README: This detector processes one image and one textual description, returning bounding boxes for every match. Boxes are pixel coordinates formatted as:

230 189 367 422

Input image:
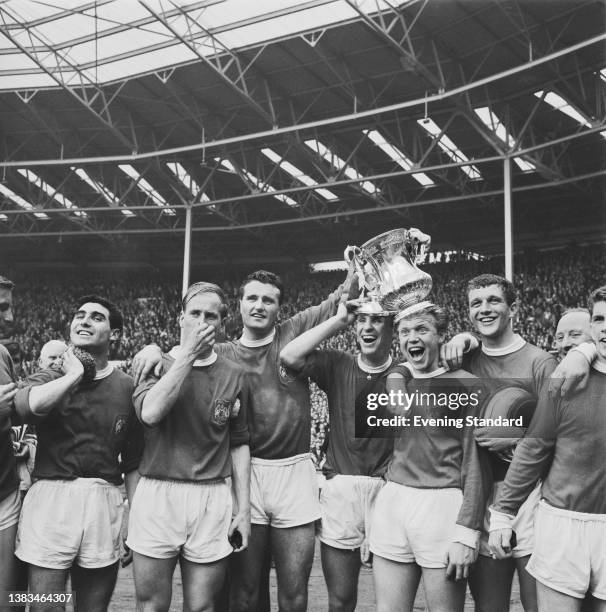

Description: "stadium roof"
0 0 604 271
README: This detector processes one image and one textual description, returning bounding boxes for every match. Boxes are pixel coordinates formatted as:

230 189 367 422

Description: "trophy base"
380 278 433 312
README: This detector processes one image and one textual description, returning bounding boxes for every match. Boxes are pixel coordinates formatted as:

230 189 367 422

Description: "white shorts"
479 480 540 558
16 479 124 569
251 453 320 528
369 481 463 568
0 487 21 531
319 475 384 550
526 500 606 600
127 477 232 563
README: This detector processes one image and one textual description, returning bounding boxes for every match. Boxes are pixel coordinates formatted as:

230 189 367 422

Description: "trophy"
344 228 432 315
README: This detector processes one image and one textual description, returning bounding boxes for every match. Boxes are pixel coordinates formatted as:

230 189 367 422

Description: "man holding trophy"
279 263 394 612
340 229 490 612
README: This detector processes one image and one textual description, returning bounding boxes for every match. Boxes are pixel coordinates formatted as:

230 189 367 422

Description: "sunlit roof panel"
0 0 409 90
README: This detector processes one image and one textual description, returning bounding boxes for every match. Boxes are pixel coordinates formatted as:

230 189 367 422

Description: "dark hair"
182 282 228 319
396 303 449 336
238 270 284 305
589 286 606 312
0 276 15 291
467 274 516 306
75 295 123 334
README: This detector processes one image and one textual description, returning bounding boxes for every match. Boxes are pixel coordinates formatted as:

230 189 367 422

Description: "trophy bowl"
345 228 432 313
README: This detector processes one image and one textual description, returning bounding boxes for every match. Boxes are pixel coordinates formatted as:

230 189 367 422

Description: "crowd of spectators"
5 243 604 463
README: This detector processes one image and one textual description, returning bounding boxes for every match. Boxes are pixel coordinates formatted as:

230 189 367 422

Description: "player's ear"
110 328 121 342
178 311 184 328
509 299 519 319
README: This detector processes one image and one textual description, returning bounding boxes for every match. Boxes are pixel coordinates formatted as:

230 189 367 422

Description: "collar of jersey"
239 328 276 348
401 363 448 378
169 346 218 367
357 354 392 374
592 360 606 374
481 334 526 357
94 364 114 380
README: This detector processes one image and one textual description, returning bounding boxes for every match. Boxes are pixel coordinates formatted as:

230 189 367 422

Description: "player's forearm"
230 444 251 517
124 469 140 505
494 438 553 515
459 431 491 533
280 315 347 371
27 372 82 416
140 355 192 425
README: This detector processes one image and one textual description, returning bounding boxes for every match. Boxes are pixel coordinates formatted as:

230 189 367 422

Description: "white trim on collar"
357 354 392 374
481 334 526 357
592 360 606 374
168 346 218 367
401 362 448 378
239 328 276 348
94 364 114 380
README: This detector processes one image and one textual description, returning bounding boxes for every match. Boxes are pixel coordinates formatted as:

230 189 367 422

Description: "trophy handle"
408 228 431 265
344 245 382 296
344 245 365 293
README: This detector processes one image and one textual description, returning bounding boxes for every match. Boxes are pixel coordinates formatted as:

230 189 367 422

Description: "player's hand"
13 442 29 460
488 528 514 560
342 264 360 301
360 539 372 567
120 537 133 568
445 542 476 581
548 350 590 398
474 426 523 453
440 333 474 371
181 322 216 362
228 511 250 553
0 382 17 418
132 344 163 385
61 346 85 383
336 297 361 327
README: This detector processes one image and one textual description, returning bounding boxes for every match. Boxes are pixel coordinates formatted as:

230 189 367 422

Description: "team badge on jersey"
113 415 127 436
212 399 232 426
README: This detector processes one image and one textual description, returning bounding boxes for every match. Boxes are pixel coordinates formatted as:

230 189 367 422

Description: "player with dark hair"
442 274 558 612
0 275 21 611
133 269 351 612
280 292 393 612
489 285 606 610
127 282 251 612
370 302 490 612
13 295 143 612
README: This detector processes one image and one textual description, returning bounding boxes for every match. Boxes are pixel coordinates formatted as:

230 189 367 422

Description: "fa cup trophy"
344 228 432 315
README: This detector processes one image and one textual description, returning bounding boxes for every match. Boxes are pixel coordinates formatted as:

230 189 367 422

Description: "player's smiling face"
590 301 606 363
398 314 443 374
70 302 114 350
468 284 517 341
355 314 392 360
240 280 281 336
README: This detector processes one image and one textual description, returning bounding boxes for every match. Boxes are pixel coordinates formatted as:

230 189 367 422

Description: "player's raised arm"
285 264 358 337
15 347 84 419
139 321 215 426
280 295 357 372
